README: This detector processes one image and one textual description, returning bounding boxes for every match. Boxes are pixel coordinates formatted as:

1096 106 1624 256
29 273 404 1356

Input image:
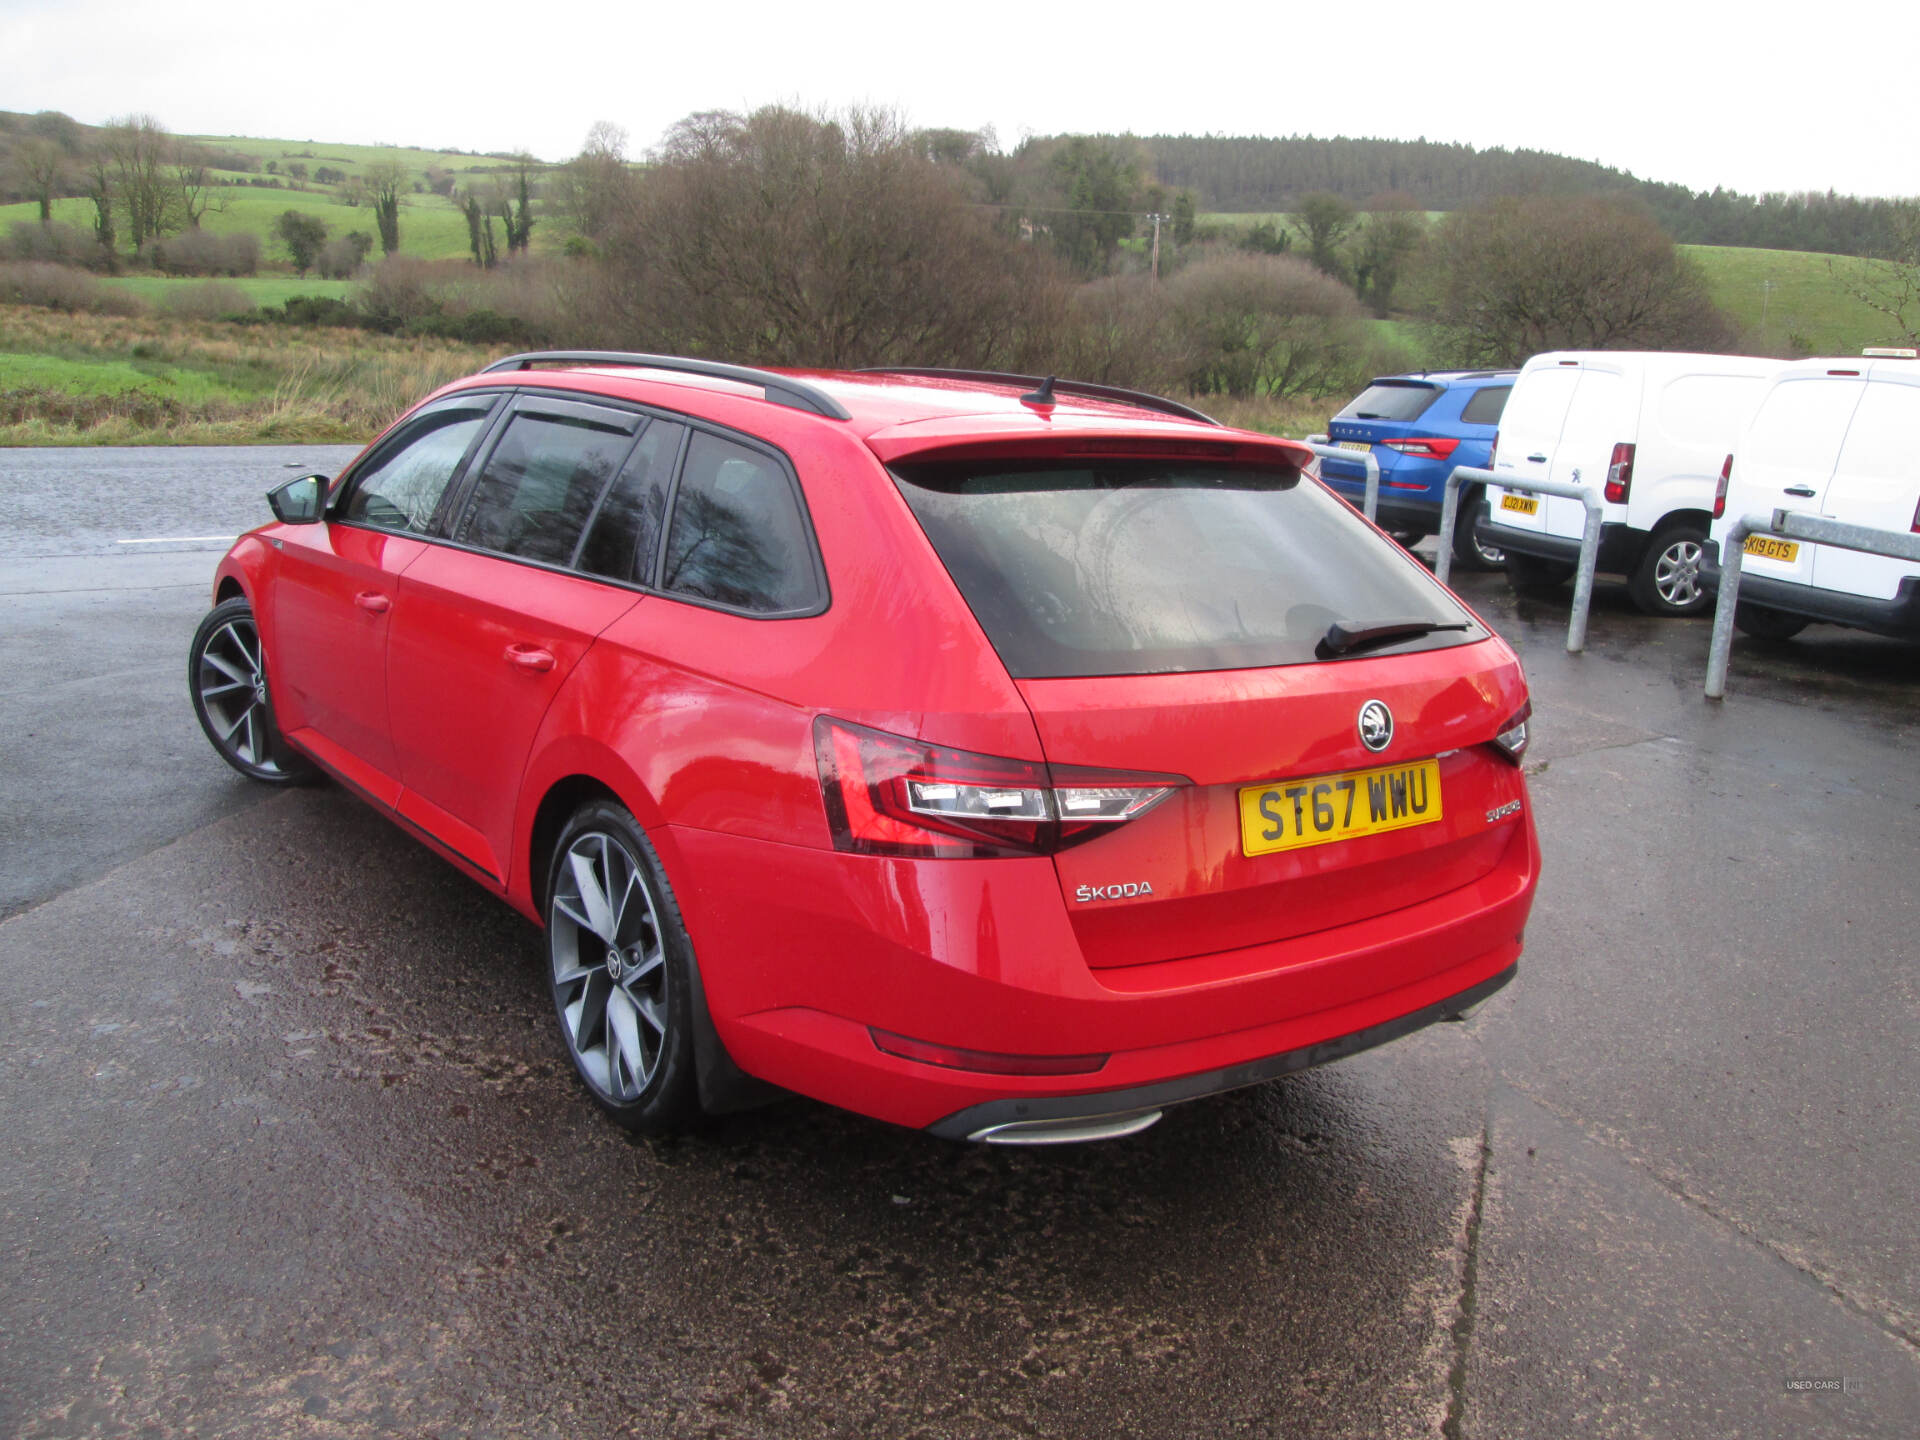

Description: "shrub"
315 231 373 280
0 261 146 315
353 255 455 331
147 229 260 277
1165 253 1372 398
163 281 255 320
271 295 363 328
3 221 105 270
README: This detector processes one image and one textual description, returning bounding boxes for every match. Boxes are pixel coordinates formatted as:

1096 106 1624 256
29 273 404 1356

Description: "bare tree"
552 121 636 245
1167 253 1372 397
83 151 117 270
101 114 180 250
1835 202 1920 347
10 137 68 224
603 104 1052 368
1421 196 1733 366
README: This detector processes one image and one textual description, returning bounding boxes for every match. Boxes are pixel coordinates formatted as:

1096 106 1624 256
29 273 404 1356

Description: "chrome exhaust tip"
968 1109 1163 1145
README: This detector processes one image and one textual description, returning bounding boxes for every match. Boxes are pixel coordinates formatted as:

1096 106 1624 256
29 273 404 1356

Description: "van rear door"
1732 374 1864 589
1487 361 1580 539
1811 375 1920 600
1543 364 1630 539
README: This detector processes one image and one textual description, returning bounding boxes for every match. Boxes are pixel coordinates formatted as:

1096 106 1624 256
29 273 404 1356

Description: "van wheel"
1629 523 1710 616
1450 489 1505 571
544 801 703 1135
1506 553 1576 595
1734 603 1811 641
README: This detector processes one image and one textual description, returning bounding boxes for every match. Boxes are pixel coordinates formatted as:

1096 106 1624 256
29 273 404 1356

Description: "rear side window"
455 403 640 566
1336 383 1440 423
893 459 1480 678
1458 386 1511 426
578 420 685 583
661 433 823 614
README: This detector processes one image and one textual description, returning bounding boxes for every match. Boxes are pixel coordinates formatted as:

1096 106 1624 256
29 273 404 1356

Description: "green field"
1684 244 1896 357
99 275 356 308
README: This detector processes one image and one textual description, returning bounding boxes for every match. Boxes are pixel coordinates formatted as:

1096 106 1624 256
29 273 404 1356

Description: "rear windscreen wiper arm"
1316 618 1473 659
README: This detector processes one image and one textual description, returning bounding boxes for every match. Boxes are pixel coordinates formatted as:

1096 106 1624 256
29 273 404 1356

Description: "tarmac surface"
2 445 1916 1438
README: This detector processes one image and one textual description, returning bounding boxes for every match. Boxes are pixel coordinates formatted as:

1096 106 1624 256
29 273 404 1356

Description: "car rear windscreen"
1335 383 1441 423
892 459 1481 678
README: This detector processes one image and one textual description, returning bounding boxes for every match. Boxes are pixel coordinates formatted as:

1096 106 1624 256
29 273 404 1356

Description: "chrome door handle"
504 644 555 673
354 590 391 614
1782 485 1817 498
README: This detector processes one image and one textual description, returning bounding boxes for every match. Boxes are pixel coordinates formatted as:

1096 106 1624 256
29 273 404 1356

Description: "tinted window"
455 407 638 566
579 420 684 583
1336 383 1440 422
1458 385 1511 426
662 434 821 614
344 404 493 533
893 460 1480 678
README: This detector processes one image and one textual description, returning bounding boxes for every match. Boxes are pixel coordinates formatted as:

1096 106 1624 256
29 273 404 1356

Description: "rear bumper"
1480 519 1643 574
928 962 1515 1140
666 815 1539 1133
1700 547 1920 637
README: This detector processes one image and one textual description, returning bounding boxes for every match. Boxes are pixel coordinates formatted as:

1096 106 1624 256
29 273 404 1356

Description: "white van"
1703 352 1920 639
1480 351 1782 615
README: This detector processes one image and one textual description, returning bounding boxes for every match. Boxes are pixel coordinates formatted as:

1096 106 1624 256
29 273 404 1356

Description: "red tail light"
814 717 1184 858
1911 494 1920 535
1488 432 1499 468
1380 436 1461 459
1714 454 1733 520
1604 442 1635 504
1491 700 1532 766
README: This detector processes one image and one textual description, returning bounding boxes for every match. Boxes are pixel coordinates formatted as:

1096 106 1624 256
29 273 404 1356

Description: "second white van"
1479 351 1782 616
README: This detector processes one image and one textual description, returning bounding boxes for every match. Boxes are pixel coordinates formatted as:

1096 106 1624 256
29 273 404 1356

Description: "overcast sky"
4 0 1914 201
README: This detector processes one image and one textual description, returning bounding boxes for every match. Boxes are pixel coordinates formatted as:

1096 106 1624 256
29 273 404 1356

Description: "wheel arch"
1651 508 1713 539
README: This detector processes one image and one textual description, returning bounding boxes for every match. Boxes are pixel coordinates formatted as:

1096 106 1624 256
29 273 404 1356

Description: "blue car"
1321 371 1516 570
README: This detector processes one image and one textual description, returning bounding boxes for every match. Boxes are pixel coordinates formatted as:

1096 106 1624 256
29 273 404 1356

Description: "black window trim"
329 389 512 538
332 384 833 619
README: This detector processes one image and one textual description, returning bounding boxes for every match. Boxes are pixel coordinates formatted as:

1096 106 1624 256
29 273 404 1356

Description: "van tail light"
1604 442 1636 504
1714 454 1733 520
1380 436 1461 459
1487 432 1499 468
1490 700 1532 766
1911 494 1920 535
814 717 1184 858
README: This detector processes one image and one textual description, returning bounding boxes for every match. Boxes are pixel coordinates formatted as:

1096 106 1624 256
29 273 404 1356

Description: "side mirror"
267 474 328 525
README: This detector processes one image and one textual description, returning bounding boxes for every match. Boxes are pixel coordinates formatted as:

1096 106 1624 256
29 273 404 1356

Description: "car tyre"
545 800 703 1135
1505 552 1576 595
1628 522 1711 617
1733 603 1811 641
1449 489 1506 570
188 596 317 785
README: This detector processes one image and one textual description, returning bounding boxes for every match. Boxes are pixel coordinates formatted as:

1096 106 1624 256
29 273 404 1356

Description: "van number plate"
1743 535 1799 562
1499 495 1540 515
1239 760 1443 857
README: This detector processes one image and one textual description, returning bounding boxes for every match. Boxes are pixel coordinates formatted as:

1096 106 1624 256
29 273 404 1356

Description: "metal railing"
1704 510 1920 698
1302 434 1379 522
1437 467 1606 654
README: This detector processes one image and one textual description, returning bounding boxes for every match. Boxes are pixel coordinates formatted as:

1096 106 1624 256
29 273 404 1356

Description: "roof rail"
482 351 852 421
854 367 1220 426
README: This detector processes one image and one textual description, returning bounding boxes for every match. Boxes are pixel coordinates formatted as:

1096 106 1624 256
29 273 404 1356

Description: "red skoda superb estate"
190 354 1538 1143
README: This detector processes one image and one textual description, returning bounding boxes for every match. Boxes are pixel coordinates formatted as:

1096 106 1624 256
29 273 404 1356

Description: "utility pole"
1150 212 1163 281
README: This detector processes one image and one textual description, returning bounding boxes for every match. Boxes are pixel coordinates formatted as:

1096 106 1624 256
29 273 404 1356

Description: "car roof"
432 358 1314 462
1365 371 1517 389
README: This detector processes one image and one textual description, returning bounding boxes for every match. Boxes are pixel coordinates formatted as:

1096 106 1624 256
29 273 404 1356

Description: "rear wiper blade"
1316 617 1472 659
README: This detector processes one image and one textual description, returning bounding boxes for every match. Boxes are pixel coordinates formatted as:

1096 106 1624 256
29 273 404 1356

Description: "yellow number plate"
1336 440 1372 453
1239 760 1443 857
1744 535 1799 562
1500 494 1540 515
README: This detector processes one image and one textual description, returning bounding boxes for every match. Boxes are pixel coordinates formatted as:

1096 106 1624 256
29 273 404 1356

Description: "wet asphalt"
1 447 1916 1438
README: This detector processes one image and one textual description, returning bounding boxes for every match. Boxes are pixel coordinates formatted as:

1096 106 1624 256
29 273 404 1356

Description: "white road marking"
116 536 237 545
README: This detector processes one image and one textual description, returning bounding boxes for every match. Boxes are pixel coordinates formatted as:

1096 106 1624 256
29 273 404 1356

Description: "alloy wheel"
549 830 670 1103
1653 538 1704 608
195 615 290 777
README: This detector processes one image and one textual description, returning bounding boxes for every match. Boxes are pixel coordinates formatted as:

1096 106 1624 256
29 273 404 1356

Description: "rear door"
890 453 1529 973
1324 379 1441 492
1543 363 1631 538
1487 362 1581 538
1730 375 1864 590
1811 375 1920 599
385 396 676 882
